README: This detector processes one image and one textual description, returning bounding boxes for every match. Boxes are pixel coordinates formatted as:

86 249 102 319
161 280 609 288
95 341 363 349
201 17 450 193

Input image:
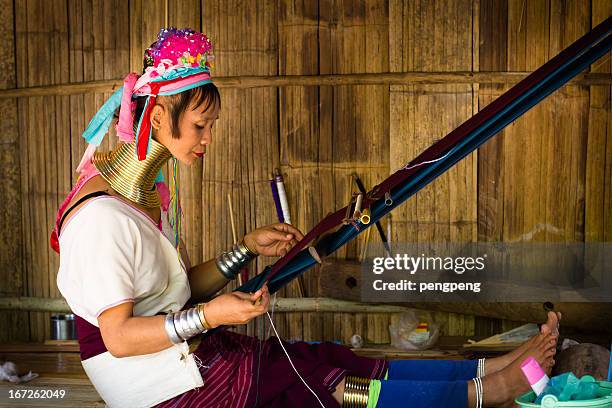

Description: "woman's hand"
243 223 304 257
201 284 270 328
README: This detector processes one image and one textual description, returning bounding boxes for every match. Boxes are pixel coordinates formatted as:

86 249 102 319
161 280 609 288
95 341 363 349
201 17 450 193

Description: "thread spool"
274 169 291 224
270 179 284 223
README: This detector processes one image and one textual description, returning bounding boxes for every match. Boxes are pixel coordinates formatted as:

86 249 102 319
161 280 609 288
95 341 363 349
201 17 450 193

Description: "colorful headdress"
76 27 215 172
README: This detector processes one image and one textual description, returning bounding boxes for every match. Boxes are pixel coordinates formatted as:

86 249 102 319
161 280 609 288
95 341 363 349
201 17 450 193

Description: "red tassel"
136 96 156 160
136 82 163 160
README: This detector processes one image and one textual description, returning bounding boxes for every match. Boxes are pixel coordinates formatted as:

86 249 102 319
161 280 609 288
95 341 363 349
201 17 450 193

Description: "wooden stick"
343 174 356 224
227 193 237 244
1 72 609 99
386 214 393 255
0 296 411 314
226 193 242 286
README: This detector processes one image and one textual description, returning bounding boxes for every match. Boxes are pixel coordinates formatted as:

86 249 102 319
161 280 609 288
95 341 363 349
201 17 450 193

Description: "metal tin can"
50 314 76 340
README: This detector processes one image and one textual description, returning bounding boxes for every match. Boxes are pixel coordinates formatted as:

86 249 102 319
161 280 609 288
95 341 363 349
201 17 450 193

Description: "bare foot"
472 333 557 407
485 334 545 375
483 311 561 375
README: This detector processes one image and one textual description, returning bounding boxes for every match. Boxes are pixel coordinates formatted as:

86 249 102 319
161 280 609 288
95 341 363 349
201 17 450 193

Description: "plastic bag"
389 311 440 350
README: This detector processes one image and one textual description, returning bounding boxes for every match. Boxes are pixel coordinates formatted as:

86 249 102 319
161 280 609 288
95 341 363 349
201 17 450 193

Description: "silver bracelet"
215 240 258 280
189 308 205 331
174 310 200 340
477 358 486 378
164 313 183 344
165 307 208 343
472 377 483 408
179 310 195 337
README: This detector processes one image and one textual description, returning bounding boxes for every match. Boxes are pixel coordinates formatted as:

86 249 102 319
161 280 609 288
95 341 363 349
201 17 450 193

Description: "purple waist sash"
75 315 109 360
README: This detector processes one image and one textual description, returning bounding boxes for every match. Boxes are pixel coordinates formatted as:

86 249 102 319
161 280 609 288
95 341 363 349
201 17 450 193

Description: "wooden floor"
0 377 104 407
0 341 468 407
0 343 102 407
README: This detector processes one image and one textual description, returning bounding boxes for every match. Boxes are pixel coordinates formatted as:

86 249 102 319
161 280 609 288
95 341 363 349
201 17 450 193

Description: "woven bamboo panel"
324 0 390 344
201 0 280 338
0 0 29 342
389 0 478 336
15 0 72 342
586 0 612 243
278 0 319 341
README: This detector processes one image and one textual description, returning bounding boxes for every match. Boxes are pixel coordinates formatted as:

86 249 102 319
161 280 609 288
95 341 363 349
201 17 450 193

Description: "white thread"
266 311 326 408
394 148 455 174
266 293 278 339
192 353 208 370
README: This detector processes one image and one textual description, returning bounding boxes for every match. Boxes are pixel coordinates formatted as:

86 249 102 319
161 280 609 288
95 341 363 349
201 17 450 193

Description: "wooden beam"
0 296 410 314
0 71 609 99
270 297 409 313
0 297 70 313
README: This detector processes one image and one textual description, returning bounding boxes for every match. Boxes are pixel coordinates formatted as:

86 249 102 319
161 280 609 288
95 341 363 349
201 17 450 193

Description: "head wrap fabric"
116 73 139 142
132 71 212 160
76 69 212 171
75 27 214 174
75 87 123 173
53 27 215 254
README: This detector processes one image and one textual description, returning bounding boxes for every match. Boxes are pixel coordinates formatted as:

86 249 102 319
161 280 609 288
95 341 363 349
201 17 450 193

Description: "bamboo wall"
0 0 609 343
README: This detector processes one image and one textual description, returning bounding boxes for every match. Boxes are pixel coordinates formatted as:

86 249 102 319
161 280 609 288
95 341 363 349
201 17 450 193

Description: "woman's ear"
150 104 166 131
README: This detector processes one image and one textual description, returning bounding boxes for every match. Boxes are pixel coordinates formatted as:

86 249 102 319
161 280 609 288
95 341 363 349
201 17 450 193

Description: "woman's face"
152 97 220 165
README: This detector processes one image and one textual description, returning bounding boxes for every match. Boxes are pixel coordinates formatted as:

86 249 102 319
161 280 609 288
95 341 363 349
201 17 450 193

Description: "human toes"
542 357 556 374
541 311 560 335
538 334 558 353
532 332 552 347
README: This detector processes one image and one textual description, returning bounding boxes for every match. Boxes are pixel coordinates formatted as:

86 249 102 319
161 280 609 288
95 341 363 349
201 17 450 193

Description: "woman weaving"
52 28 560 408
